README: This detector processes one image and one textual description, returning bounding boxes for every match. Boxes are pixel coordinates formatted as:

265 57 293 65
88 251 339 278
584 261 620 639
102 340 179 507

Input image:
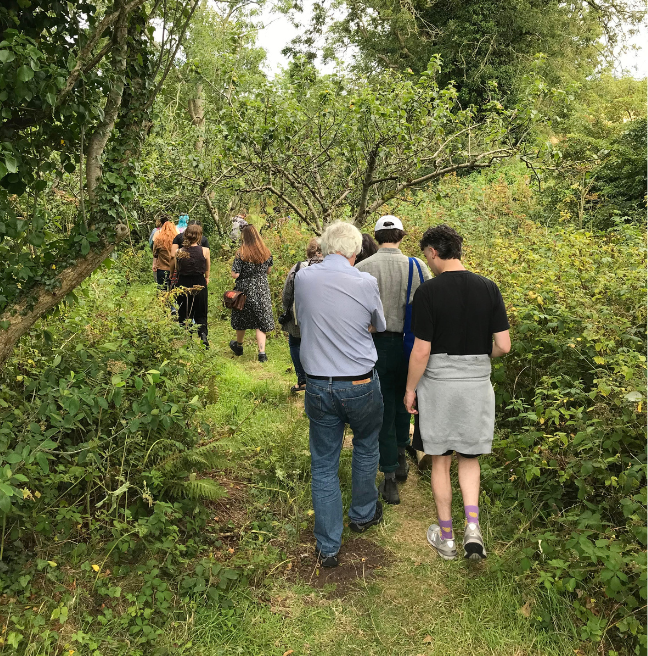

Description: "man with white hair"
356 215 430 504
295 221 387 568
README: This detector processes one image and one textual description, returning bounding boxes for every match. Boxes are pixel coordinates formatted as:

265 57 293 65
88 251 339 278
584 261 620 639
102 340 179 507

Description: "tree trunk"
188 83 205 152
86 0 129 201
204 192 224 236
0 244 117 365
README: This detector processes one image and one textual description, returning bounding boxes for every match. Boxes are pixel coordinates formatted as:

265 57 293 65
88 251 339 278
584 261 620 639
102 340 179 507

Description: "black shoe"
349 500 384 533
395 451 410 482
379 477 400 504
315 549 339 568
200 333 210 349
258 352 268 362
229 340 243 356
405 444 418 461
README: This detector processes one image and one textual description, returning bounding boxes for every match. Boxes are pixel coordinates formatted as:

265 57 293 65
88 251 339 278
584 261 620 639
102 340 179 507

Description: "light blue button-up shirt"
295 253 386 377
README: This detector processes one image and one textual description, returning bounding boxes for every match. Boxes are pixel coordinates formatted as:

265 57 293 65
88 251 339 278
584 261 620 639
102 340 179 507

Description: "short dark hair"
188 219 202 226
375 228 405 244
356 233 379 263
419 224 463 259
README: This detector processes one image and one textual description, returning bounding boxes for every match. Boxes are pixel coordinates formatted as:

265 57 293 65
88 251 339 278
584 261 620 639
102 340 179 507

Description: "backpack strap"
406 257 415 305
411 258 424 302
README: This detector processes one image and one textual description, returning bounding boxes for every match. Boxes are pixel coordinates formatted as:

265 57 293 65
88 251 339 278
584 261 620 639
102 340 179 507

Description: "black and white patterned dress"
230 255 276 333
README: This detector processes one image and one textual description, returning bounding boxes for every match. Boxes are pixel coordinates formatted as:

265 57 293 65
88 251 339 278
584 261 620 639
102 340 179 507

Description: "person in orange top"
152 216 177 290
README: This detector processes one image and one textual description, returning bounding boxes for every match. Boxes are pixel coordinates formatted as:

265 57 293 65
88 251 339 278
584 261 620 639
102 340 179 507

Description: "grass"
164 281 587 656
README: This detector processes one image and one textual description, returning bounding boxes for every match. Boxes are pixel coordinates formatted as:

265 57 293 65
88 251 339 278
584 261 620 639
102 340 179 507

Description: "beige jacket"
355 247 431 332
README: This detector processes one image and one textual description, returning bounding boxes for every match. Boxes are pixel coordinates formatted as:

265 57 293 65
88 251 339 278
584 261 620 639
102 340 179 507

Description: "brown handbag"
223 290 246 310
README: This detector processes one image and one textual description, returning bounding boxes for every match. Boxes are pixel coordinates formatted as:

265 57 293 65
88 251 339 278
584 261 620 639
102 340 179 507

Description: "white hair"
320 221 363 258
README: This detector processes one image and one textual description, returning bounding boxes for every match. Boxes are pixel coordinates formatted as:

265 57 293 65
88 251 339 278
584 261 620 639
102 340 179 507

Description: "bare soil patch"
204 478 250 548
285 536 391 594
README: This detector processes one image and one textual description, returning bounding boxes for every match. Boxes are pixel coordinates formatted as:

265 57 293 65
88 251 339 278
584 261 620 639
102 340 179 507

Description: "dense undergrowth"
0 169 645 654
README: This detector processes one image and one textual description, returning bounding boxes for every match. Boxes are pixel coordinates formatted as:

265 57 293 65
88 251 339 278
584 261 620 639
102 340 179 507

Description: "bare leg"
256 329 266 353
236 330 245 344
457 455 480 507
430 455 453 521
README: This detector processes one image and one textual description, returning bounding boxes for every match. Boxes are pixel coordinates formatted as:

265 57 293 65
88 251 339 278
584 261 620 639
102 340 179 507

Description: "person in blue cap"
176 214 189 234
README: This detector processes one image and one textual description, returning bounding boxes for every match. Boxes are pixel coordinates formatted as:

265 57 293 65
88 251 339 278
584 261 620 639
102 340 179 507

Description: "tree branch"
56 0 147 107
144 0 201 111
364 149 515 217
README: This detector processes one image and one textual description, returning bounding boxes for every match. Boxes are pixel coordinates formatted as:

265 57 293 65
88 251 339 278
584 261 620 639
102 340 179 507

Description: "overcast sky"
255 1 647 78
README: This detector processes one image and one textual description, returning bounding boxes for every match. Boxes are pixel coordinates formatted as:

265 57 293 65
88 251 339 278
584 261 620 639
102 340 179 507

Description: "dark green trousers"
373 334 411 473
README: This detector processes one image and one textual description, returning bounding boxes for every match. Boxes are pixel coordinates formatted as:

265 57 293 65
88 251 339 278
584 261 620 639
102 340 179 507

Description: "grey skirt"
417 353 494 455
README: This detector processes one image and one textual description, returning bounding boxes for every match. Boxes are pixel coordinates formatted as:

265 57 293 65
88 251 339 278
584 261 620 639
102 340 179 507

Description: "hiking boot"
229 340 243 356
258 352 268 363
395 450 410 482
463 522 487 560
349 500 383 533
427 524 458 560
379 476 400 504
290 381 307 394
315 548 339 568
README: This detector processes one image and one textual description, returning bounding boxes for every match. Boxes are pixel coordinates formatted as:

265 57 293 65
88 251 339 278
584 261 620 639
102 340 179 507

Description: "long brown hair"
154 219 177 252
238 225 271 264
182 223 203 246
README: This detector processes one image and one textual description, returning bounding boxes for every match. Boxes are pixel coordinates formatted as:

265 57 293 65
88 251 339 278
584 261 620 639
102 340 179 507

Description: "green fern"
156 440 224 474
168 476 227 501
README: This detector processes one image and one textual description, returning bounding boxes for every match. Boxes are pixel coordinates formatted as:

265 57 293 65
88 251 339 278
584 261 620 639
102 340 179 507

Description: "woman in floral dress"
229 225 275 362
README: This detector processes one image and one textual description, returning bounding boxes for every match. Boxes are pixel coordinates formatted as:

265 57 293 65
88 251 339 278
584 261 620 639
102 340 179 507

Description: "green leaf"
52 354 61 367
0 495 11 513
81 238 90 255
0 483 13 496
35 452 49 474
4 155 17 173
16 65 34 82
6 633 22 649
0 50 15 64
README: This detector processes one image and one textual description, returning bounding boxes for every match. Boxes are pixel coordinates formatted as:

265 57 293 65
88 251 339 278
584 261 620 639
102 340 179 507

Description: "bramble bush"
395 172 646 652
0 259 240 653
483 221 646 650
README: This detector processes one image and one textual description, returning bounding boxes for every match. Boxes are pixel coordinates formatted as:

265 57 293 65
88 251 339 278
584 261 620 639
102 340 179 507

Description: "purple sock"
464 505 479 524
439 518 453 541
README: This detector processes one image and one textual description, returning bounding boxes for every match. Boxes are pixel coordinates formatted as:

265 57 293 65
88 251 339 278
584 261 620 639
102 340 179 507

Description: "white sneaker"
463 522 487 560
426 524 457 560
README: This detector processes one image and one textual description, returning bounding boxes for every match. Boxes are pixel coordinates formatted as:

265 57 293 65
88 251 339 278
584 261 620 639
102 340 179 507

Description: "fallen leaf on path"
422 635 433 643
283 651 294 656
518 600 532 617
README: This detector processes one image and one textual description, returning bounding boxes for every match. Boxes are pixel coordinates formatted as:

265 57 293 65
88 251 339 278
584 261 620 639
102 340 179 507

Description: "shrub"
396 175 646 652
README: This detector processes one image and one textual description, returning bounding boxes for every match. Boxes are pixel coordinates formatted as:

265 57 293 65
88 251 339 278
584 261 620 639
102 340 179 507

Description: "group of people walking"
151 214 211 347
290 217 510 567
149 211 511 567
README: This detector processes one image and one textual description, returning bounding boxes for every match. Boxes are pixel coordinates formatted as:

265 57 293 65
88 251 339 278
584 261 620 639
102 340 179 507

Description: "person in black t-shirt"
171 220 210 259
403 224 510 562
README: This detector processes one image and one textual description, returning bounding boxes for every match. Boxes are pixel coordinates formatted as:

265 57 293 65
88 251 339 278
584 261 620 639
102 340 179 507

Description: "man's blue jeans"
288 334 306 384
304 372 383 556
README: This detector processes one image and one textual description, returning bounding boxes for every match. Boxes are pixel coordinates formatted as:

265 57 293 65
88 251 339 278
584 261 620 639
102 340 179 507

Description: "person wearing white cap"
355 215 431 504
